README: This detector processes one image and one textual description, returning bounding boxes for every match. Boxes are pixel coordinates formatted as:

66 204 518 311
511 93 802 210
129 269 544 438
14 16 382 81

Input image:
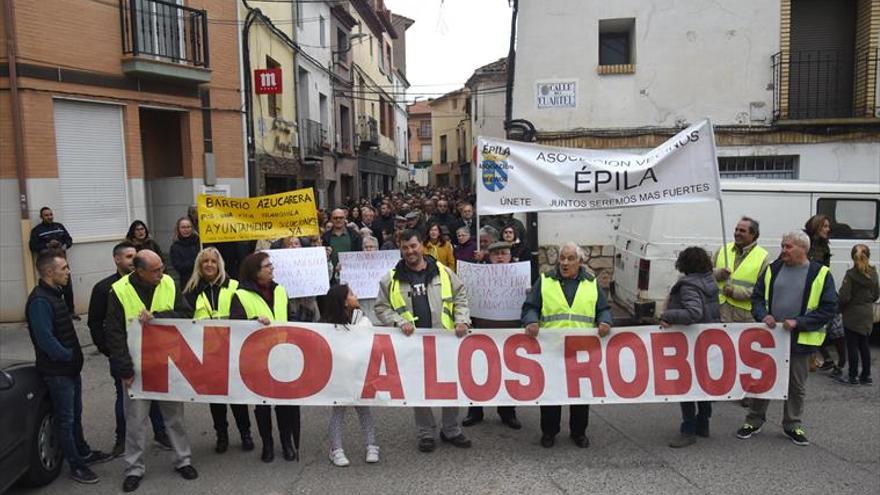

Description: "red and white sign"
128 321 790 406
254 68 282 94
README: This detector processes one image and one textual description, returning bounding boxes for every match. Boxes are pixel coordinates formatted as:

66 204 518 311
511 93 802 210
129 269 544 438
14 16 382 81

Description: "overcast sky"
384 0 512 101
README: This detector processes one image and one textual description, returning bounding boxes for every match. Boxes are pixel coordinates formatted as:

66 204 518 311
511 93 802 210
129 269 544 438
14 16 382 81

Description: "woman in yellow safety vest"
228 252 299 463
182 247 254 455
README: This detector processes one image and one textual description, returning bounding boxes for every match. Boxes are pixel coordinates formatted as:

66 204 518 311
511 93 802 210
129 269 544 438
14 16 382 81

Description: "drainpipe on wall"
4 0 35 291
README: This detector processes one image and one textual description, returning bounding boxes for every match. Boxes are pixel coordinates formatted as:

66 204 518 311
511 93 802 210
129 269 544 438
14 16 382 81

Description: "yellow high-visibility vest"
715 242 769 311
763 264 830 346
388 260 455 329
193 279 239 320
539 273 597 329
111 273 176 322
235 284 288 321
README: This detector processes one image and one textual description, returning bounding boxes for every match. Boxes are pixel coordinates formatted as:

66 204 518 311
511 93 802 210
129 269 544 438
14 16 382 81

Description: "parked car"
0 360 63 494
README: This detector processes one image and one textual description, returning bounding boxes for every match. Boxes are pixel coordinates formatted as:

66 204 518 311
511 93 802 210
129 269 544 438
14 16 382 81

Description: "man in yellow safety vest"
375 229 472 454
713 216 770 323
103 250 196 493
735 231 837 447
520 242 613 449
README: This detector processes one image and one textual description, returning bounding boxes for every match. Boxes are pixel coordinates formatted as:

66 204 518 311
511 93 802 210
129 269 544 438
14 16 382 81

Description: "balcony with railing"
302 119 327 160
119 0 211 84
357 116 379 147
772 48 879 121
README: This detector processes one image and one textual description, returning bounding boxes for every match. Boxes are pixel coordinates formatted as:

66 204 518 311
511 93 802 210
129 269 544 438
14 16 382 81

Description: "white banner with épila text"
476 119 721 214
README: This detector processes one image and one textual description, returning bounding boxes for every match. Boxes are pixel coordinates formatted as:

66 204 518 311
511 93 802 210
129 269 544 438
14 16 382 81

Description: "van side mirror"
0 371 14 391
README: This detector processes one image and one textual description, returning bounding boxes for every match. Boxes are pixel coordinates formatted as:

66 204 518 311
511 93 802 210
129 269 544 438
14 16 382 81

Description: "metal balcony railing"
120 0 209 67
357 116 379 146
772 48 878 120
303 119 326 158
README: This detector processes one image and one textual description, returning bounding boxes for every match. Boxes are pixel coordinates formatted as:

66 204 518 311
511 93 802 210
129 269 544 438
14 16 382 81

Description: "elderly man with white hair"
736 230 837 447
520 242 613 449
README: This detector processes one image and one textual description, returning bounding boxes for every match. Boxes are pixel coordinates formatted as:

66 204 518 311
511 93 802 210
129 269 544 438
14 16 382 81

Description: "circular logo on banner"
481 159 508 192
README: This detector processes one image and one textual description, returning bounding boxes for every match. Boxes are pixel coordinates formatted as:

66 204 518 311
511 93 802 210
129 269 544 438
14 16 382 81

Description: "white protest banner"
457 261 531 320
264 247 329 298
338 251 401 299
476 119 721 215
128 321 789 407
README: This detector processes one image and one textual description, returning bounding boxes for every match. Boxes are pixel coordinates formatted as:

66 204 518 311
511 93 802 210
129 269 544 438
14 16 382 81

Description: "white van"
611 180 880 323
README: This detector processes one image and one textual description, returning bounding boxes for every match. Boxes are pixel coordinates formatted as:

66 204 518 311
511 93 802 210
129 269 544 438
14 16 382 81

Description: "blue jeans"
43 375 91 469
114 376 165 442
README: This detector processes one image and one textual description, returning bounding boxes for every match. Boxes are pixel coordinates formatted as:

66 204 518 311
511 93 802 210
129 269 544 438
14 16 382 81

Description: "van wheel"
21 399 63 487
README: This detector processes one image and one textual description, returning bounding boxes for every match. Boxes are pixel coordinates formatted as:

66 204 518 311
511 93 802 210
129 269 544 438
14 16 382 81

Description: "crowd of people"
23 186 879 490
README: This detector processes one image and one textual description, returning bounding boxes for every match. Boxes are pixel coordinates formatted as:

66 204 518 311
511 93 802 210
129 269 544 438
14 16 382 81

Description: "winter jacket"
425 241 456 271
660 272 721 325
129 237 164 259
29 222 73 253
807 236 831 267
454 238 477 263
170 234 200 286
838 267 880 336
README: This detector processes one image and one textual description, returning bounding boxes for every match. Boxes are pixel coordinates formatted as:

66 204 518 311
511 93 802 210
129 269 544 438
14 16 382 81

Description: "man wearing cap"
521 242 613 449
462 241 523 430
405 211 426 239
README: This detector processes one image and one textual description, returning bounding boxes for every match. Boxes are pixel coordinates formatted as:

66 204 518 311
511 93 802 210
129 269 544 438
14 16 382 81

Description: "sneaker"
784 427 809 446
417 437 436 453
70 466 99 484
668 433 697 448
736 423 762 439
329 449 350 467
154 432 172 451
860 376 873 386
366 445 380 464
830 366 843 377
122 475 142 492
82 450 113 465
439 432 472 448
834 375 859 385
818 360 835 371
175 465 199 480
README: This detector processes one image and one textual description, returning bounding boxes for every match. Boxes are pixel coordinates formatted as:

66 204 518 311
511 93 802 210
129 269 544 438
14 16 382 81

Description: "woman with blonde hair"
182 247 254 454
836 244 879 385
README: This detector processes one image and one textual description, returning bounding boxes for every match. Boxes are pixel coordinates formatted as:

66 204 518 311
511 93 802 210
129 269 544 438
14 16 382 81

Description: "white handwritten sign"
338 251 401 299
457 261 531 320
264 247 330 298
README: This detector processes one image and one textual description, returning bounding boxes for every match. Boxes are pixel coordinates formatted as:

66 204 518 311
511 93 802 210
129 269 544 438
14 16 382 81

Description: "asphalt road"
2 321 878 495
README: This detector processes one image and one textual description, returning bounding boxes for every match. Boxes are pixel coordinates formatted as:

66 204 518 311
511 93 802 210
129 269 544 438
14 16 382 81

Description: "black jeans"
680 401 712 434
540 405 589 438
467 405 517 421
845 329 871 380
255 405 300 448
210 403 251 436
43 375 91 469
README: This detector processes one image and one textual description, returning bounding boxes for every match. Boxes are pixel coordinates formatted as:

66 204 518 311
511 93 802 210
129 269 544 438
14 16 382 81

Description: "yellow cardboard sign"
197 188 319 243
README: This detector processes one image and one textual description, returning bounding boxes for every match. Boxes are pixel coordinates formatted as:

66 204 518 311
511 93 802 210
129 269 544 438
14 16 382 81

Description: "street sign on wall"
254 68 282 94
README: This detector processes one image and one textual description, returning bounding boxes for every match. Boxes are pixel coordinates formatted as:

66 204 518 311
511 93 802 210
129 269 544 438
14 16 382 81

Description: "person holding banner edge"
182 247 254 455
229 252 300 463
375 229 474 453
736 231 837 446
521 242 613 449
103 250 197 493
659 247 721 448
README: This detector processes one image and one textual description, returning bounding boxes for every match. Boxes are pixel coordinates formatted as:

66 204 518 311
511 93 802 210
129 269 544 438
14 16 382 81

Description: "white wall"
512 0 779 130
0 177 246 322
296 1 334 141
471 78 506 139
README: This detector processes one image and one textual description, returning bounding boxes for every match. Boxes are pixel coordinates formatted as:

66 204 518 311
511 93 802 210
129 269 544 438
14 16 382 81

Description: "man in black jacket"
29 206 77 318
87 242 169 458
103 250 197 492
27 251 111 484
